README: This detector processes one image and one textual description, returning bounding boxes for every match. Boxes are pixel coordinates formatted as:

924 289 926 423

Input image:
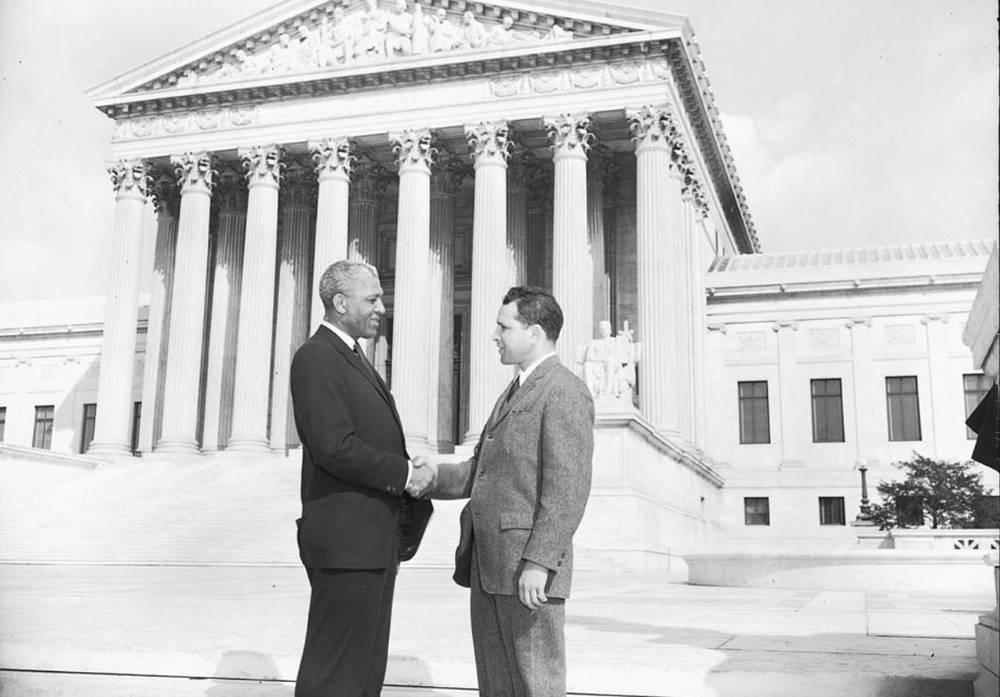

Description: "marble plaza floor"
0 563 993 697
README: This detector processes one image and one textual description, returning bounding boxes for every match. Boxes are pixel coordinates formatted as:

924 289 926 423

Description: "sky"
0 0 996 304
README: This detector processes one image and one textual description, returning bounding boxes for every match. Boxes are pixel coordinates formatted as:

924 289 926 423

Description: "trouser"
470 547 567 697
295 564 398 697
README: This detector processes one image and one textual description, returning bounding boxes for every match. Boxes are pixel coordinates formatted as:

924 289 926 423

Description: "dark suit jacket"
435 355 594 598
290 325 432 569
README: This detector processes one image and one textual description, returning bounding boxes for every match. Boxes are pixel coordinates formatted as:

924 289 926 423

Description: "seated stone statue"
581 320 637 402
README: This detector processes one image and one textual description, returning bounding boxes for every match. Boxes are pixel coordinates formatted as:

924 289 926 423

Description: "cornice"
706 273 984 303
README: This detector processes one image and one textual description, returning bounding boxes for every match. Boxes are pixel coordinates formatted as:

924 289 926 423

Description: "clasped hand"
405 456 437 498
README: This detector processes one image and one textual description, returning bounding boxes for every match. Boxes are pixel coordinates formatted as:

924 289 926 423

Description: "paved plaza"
1 563 992 697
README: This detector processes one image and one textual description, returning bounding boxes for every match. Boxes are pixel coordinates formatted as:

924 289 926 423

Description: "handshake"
405 456 438 498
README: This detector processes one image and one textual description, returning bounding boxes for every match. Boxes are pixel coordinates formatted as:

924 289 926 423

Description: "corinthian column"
389 129 435 447
627 104 685 436
587 148 609 329
201 169 246 452
227 145 282 454
157 152 215 454
137 173 179 453
348 161 387 265
270 161 315 452
89 159 151 456
464 121 512 444
427 158 465 449
507 152 531 285
310 137 353 330
545 113 593 369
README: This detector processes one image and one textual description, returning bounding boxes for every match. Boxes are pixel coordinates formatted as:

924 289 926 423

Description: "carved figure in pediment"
269 32 302 73
487 15 539 46
410 3 429 55
355 0 389 59
545 23 573 41
427 8 461 52
458 10 488 50
301 16 332 67
176 68 199 87
328 7 356 65
385 0 414 57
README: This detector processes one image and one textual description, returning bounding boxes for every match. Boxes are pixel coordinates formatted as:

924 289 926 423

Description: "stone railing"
887 528 999 552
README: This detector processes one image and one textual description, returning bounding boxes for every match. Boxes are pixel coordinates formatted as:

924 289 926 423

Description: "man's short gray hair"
318 260 378 311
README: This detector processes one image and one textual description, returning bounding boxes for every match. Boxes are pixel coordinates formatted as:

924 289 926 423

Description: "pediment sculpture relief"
180 0 576 89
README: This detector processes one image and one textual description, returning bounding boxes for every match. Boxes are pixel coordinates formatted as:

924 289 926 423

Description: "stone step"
0 668 975 697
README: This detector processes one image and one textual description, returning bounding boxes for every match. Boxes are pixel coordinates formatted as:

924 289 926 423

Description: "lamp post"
856 462 872 522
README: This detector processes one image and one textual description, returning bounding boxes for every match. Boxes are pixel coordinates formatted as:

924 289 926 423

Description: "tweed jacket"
291 325 432 570
435 354 594 598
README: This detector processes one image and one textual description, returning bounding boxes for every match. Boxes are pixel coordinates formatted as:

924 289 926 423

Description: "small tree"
868 452 992 530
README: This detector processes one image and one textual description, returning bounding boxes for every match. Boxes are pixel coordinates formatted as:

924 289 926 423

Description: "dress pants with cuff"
470 545 566 697
295 564 398 697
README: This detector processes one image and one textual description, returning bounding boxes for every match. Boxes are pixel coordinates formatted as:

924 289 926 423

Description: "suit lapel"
317 327 403 429
488 355 560 432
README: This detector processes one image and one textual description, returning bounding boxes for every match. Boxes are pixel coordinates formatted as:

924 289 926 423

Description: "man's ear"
530 324 545 343
331 293 347 315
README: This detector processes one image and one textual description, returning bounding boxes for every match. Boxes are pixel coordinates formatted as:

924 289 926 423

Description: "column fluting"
227 144 283 454
309 137 352 331
427 159 464 450
545 113 593 370
157 152 215 453
587 149 608 329
89 159 152 456
201 169 247 452
464 121 513 444
136 172 179 453
507 153 530 285
270 162 315 452
627 105 684 435
389 129 435 447
348 161 386 265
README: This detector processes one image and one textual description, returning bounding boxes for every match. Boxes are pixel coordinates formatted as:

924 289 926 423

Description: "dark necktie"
353 341 380 384
503 376 521 407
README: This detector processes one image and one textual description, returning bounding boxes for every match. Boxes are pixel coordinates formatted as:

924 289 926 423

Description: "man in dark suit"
414 286 594 697
291 259 434 697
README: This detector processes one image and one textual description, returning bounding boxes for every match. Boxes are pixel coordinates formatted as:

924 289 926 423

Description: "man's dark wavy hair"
502 286 563 342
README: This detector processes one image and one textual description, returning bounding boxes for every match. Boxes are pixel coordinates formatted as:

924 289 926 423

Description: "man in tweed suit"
412 286 594 697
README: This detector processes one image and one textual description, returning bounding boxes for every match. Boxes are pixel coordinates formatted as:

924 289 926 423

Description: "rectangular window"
886 376 921 441
79 403 97 454
811 378 845 442
964 374 993 439
131 402 142 455
0 406 6 442
738 381 770 444
819 497 846 525
744 497 770 525
32 405 54 450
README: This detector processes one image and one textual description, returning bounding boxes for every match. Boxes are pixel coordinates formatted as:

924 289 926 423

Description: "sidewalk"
1 563 991 697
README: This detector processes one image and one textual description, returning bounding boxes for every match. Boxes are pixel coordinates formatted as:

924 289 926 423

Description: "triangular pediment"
88 0 688 104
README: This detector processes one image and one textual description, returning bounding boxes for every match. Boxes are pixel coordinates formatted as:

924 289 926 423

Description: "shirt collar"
321 320 357 351
518 351 557 383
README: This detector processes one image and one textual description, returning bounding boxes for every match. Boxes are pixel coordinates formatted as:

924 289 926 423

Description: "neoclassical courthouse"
0 0 995 566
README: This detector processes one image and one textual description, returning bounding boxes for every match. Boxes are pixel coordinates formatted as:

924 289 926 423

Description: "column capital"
150 168 180 217
215 165 249 212
465 120 511 167
352 161 392 202
507 150 539 193
107 159 153 200
544 113 593 158
391 128 435 172
282 158 318 208
627 104 681 154
431 154 470 197
310 137 354 182
171 151 216 195
239 144 284 189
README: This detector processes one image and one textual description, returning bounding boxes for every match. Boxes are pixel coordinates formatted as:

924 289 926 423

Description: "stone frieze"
490 57 669 98
113 106 258 142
